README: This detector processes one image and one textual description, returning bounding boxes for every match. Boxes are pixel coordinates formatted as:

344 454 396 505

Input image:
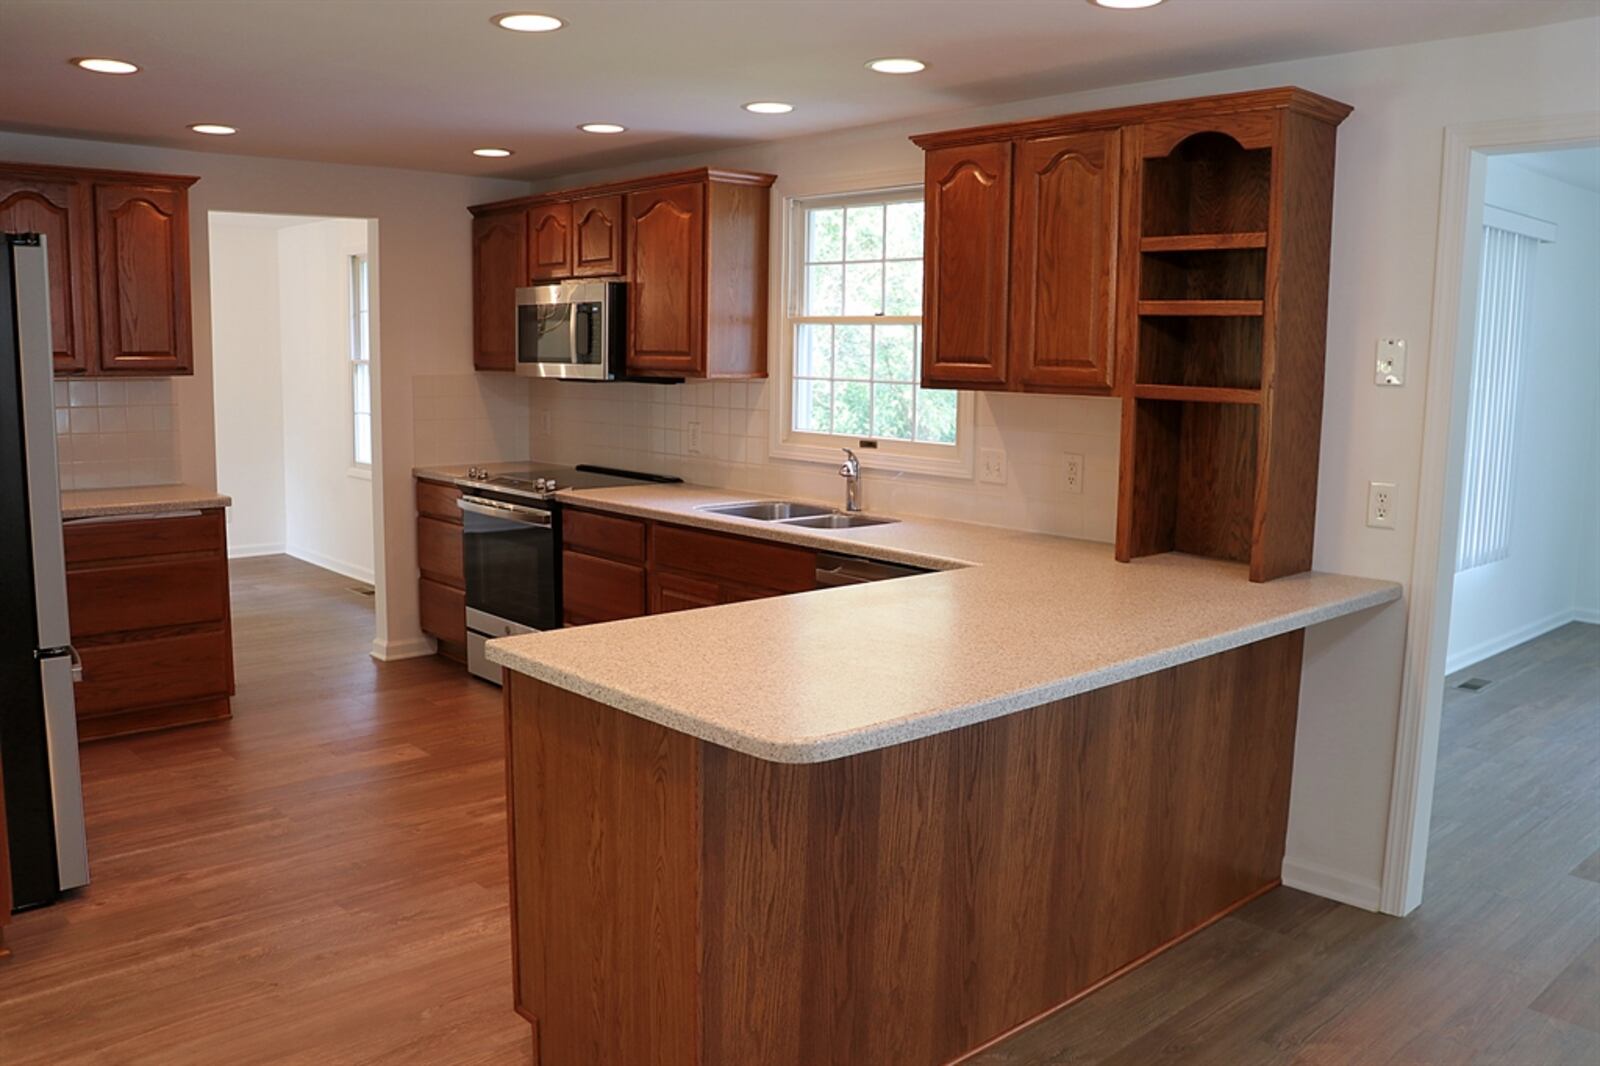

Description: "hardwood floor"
0 558 1595 1065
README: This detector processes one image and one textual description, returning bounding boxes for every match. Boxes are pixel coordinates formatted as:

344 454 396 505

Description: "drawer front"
417 515 464 589
562 550 647 624
419 577 466 646
562 508 647 563
416 479 463 524
63 509 223 564
75 628 231 718
68 556 228 637
654 523 815 593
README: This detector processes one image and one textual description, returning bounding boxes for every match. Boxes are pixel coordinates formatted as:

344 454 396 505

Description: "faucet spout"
839 448 862 513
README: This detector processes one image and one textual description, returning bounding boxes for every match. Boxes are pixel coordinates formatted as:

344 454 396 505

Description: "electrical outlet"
1367 482 1397 529
686 421 703 455
979 449 1007 485
1375 338 1407 386
1063 453 1084 494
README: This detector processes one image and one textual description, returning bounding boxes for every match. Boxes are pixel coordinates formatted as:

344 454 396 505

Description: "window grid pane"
790 196 953 447
350 255 373 466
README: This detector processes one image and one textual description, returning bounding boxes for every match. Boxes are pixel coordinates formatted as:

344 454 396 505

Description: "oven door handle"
457 497 553 527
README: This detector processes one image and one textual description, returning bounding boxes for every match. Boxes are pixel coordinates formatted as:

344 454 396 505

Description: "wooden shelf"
1138 299 1264 317
1140 232 1268 253
1133 384 1263 406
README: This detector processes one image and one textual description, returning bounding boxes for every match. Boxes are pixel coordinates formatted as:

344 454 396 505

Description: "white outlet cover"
1367 481 1397 529
1063 453 1084 494
686 421 703 455
1375 338 1407 386
979 448 1006 485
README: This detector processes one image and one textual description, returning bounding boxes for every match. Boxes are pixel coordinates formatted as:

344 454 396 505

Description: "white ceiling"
0 0 1593 180
1504 146 1600 194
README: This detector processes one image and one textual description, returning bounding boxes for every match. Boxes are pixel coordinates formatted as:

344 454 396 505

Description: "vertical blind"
1457 224 1538 571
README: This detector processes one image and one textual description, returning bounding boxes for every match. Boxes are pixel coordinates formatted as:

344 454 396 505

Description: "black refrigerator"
1 233 89 910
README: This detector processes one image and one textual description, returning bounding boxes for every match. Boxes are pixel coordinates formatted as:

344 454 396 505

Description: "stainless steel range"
454 464 678 683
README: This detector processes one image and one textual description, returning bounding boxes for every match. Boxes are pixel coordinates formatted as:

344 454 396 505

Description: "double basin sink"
699 500 896 530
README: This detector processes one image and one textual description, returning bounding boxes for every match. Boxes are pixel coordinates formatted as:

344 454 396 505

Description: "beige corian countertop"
484 483 1401 765
60 483 232 520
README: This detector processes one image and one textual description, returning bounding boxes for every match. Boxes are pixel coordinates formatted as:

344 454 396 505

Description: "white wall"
1446 156 1600 672
522 18 1600 910
210 220 287 556
277 218 375 583
0 129 528 657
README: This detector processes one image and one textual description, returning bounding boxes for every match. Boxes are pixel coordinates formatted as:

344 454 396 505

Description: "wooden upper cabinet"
1011 129 1121 391
922 143 1012 388
0 175 94 374
571 194 623 277
1 163 195 377
527 202 573 281
472 208 527 372
626 181 705 374
93 183 192 374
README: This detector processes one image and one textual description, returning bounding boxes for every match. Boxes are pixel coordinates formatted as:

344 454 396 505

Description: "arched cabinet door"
571 194 623 278
1011 129 1121 391
94 183 192 375
0 177 94 374
528 203 574 281
922 142 1012 388
625 182 705 374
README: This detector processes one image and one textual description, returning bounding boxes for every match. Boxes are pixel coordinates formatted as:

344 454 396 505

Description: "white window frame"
769 177 974 478
347 252 372 478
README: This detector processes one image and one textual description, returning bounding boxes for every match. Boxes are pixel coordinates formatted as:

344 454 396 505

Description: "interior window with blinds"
1457 220 1540 572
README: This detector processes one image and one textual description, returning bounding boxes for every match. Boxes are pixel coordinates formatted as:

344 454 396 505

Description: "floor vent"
349 585 375 597
1457 677 1492 691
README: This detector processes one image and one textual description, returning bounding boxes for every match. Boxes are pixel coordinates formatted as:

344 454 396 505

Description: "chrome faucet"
839 448 862 512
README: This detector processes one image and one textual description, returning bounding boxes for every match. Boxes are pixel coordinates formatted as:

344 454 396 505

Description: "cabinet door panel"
571 194 624 277
67 557 228 637
922 143 1012 388
472 210 526 371
626 182 704 374
1012 129 1121 392
650 571 721 614
0 176 94 374
94 183 192 374
417 515 464 589
419 576 467 647
528 202 574 281
562 550 647 624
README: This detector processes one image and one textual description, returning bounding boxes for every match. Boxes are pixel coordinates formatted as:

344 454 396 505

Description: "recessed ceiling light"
743 102 794 115
473 147 514 158
188 123 237 136
1090 0 1166 8
72 57 139 75
578 123 626 134
493 12 565 32
866 57 926 75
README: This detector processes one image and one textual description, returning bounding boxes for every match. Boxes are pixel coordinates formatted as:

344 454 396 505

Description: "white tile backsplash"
411 372 534 466
54 378 181 490
525 378 1122 540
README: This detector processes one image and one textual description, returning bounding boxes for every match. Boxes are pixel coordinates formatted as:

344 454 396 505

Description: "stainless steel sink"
783 513 898 530
700 500 835 521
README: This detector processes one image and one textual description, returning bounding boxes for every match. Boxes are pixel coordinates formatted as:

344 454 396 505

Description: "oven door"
515 281 615 380
458 495 558 632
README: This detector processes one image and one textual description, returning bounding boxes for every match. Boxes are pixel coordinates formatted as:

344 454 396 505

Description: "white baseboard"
229 542 286 559
371 635 436 661
285 546 375 586
1281 857 1383 913
1445 608 1586 674
1574 606 1600 625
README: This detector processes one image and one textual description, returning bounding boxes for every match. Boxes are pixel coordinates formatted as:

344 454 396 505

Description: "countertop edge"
486 581 1401 764
60 485 233 520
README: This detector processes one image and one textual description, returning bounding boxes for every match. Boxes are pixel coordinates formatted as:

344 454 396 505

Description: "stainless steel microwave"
515 280 626 380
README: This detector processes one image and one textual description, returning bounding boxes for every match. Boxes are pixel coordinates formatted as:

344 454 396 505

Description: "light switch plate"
979 449 1007 485
1375 338 1407 386
686 421 703 455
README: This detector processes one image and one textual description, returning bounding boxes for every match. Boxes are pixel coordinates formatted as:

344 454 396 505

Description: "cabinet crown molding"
469 166 776 217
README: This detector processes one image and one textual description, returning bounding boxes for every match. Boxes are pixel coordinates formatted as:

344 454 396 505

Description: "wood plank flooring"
1 559 1595 1064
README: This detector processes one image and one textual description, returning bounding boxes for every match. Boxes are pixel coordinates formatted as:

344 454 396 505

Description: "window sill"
348 465 372 481
768 436 973 479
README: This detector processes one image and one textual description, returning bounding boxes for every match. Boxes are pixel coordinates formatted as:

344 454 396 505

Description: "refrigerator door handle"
69 643 82 682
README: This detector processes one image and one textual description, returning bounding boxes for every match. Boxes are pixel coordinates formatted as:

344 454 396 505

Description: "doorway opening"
207 212 381 641
1387 126 1600 918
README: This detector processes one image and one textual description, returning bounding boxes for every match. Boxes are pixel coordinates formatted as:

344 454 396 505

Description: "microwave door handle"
568 303 579 365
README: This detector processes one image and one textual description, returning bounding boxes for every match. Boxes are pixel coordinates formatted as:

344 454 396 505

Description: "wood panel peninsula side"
490 480 1398 1066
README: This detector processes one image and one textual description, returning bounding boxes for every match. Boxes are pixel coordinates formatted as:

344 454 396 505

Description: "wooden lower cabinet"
504 630 1305 1065
63 508 235 741
562 509 817 627
415 480 467 662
